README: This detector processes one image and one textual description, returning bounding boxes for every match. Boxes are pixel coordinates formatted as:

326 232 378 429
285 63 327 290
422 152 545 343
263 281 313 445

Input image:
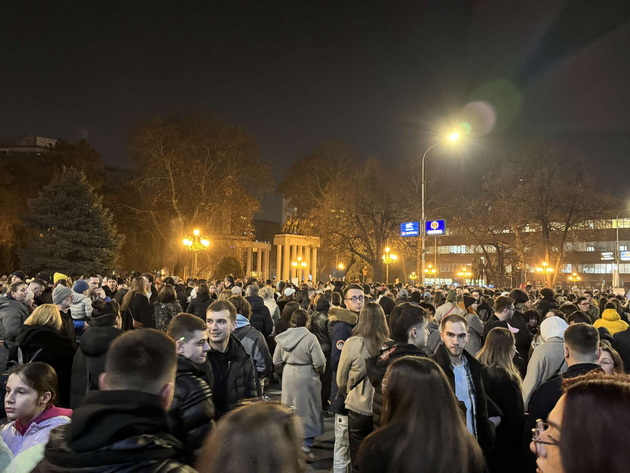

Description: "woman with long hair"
336 302 390 471
120 276 153 330
196 401 305 473
14 305 76 407
152 284 182 331
598 340 624 374
186 284 213 320
1 362 72 471
273 309 326 461
477 327 525 473
531 372 630 473
357 356 484 473
276 301 300 336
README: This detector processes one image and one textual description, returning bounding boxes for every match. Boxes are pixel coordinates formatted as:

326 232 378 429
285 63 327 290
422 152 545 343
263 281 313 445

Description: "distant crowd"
0 269 628 473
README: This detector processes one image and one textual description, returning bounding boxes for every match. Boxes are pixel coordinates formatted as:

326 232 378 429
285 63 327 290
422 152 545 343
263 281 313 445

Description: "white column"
246 248 253 276
305 246 312 282
256 248 262 278
312 247 318 282
276 245 283 281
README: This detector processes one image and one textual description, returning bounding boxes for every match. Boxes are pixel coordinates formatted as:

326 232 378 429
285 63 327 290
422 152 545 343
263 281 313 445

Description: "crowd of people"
0 268 629 472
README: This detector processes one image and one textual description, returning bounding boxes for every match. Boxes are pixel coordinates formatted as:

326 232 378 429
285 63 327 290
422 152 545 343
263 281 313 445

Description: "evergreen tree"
19 167 122 275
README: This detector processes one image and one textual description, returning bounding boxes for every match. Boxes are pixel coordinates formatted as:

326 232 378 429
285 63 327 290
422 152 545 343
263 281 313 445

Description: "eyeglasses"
345 295 365 303
531 419 560 458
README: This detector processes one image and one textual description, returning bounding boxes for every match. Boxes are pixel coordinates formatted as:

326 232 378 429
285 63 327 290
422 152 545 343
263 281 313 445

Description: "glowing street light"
382 247 398 284
457 266 472 283
568 272 581 283
182 228 210 277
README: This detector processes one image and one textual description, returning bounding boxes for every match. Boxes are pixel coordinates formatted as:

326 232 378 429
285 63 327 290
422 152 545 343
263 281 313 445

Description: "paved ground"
265 385 335 472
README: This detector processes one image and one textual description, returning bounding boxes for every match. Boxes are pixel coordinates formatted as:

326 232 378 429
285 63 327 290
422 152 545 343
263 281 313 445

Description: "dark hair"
378 357 484 473
389 302 427 343
225 274 235 286
30 278 46 289
567 311 591 325
104 329 177 394
157 284 177 303
545 308 567 322
167 313 206 341
290 309 308 327
228 295 252 319
604 302 617 310
8 281 26 296
208 300 237 323
197 284 210 298
281 301 301 321
495 296 514 313
560 373 630 473
330 292 342 306
7 362 58 408
564 323 599 358
343 283 364 298
90 299 121 327
540 287 555 299
560 302 580 317
440 314 469 332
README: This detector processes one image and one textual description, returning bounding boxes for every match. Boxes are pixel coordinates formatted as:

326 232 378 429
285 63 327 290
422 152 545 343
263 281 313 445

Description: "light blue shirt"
453 363 475 435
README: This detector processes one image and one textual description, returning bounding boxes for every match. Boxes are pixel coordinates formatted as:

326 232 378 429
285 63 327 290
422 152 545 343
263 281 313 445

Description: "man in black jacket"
612 324 630 373
33 329 196 472
432 314 499 460
366 302 429 427
522 323 602 473
244 284 273 337
205 300 259 419
167 313 215 463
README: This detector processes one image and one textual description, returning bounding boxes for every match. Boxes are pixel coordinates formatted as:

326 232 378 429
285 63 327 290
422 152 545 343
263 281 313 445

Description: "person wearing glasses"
530 372 630 473
598 340 624 374
328 283 362 473
523 323 602 473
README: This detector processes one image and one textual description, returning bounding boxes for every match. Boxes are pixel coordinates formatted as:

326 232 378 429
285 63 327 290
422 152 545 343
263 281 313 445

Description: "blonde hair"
477 327 522 388
218 289 233 301
24 304 63 332
352 302 390 356
121 276 148 312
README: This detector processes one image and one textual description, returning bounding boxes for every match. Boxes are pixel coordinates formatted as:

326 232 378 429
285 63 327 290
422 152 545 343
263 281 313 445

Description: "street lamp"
614 209 630 288
419 129 466 285
424 264 437 283
291 256 307 282
409 271 417 284
382 247 398 284
182 228 210 278
568 272 581 283
535 261 554 286
457 266 472 284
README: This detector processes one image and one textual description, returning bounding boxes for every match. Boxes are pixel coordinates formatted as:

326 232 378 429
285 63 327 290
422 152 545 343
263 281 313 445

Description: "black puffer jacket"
15 324 76 407
365 342 427 427
169 356 215 460
310 298 331 354
205 335 258 419
245 296 273 337
186 296 212 320
70 325 123 408
32 390 196 473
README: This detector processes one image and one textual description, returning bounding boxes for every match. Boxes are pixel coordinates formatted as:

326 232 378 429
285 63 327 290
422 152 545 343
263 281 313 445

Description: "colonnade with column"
274 234 320 283
241 242 272 280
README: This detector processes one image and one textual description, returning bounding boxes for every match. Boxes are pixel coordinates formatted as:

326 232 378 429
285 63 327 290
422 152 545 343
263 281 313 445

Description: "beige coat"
336 336 374 416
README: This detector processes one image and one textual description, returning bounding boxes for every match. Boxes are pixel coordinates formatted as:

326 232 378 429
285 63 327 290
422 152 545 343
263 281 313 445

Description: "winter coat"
612 327 630 373
365 342 427 427
31 390 195 473
263 297 280 325
465 311 484 356
481 367 524 473
124 293 154 330
432 344 497 460
522 317 568 409
426 320 441 355
536 296 558 317
245 296 273 337
310 298 331 354
0 297 29 350
69 293 92 321
435 301 466 323
185 296 212 320
1 407 72 473
594 308 629 335
153 301 183 332
168 356 215 460
234 318 272 378
328 307 358 414
70 326 123 408
336 336 375 416
205 335 259 419
14 325 76 408
476 300 494 323
274 326 326 438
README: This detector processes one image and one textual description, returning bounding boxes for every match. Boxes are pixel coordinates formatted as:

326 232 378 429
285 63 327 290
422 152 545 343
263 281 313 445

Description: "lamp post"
424 264 437 283
182 228 210 278
614 209 630 288
291 256 307 282
457 266 473 285
568 272 581 284
535 261 554 287
419 131 463 285
409 271 417 284
382 247 398 284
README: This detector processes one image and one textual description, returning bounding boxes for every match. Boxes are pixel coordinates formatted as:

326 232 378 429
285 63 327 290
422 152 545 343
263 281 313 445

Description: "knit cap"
446 289 457 302
52 285 73 305
54 272 69 284
73 280 89 294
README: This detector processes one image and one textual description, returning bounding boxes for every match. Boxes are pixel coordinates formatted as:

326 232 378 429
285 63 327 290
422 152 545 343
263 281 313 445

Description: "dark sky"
3 0 630 219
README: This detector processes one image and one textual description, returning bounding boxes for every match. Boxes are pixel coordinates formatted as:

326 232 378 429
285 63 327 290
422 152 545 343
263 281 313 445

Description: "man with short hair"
167 313 215 462
366 302 429 427
103 276 118 299
522 323 602 471
432 314 498 459
34 329 196 472
52 284 76 343
205 300 258 419
471 289 494 322
582 291 600 320
576 296 596 323
27 278 46 310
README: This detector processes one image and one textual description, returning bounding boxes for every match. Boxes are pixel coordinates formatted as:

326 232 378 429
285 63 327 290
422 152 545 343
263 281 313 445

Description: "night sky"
3 0 630 219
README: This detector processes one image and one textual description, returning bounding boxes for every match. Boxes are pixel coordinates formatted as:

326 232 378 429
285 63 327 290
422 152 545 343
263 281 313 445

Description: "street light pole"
420 142 440 286
614 209 630 288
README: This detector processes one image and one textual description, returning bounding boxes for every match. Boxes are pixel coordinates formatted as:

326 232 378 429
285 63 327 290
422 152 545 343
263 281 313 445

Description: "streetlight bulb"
385 247 390 253
200 239 210 247
448 132 461 142
193 229 200 236
338 263 345 270
391 254 398 261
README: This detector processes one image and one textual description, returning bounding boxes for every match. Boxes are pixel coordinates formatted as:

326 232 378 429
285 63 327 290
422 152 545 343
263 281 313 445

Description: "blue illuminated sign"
400 222 419 237
425 219 446 236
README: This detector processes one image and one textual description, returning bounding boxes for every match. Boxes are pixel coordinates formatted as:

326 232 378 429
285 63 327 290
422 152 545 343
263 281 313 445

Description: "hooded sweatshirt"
594 308 630 335
274 326 326 371
328 307 358 413
523 316 568 409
